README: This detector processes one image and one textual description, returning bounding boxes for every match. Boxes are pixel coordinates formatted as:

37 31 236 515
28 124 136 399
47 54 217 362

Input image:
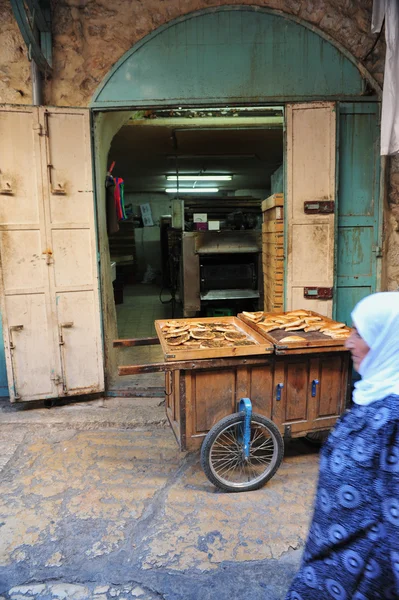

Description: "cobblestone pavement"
0 398 319 600
5 583 160 599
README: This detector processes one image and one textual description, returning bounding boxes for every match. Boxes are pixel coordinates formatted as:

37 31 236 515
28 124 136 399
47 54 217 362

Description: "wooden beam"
118 355 272 376
113 336 160 348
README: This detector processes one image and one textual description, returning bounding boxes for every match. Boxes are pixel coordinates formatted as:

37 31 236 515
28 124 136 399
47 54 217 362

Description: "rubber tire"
200 412 284 493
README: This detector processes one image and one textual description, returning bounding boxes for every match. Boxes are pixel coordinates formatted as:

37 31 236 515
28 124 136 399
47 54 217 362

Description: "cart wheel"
200 412 284 493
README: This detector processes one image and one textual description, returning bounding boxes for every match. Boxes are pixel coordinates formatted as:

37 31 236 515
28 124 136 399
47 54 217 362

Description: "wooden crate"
155 316 274 362
262 193 284 312
238 311 349 354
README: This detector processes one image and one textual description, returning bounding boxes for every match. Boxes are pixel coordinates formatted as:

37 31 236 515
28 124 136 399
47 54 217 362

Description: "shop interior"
105 107 284 385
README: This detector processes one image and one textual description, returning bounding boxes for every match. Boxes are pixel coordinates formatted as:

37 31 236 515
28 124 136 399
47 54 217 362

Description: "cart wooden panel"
163 351 350 451
116 315 352 452
238 311 349 354
155 316 273 361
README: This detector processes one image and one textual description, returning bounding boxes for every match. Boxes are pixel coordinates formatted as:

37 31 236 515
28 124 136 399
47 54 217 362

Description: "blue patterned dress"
285 395 399 600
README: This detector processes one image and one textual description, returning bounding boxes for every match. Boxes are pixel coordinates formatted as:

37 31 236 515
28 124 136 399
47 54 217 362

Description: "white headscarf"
352 292 399 405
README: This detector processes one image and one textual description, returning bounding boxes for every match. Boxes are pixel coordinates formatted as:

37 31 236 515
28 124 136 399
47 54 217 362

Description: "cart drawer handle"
312 379 319 397
276 383 284 401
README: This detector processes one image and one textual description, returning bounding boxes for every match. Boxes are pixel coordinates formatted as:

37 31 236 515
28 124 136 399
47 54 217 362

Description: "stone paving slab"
0 425 319 599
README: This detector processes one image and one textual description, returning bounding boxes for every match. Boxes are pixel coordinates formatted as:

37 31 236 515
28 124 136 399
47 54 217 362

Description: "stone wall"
0 0 384 107
0 0 397 290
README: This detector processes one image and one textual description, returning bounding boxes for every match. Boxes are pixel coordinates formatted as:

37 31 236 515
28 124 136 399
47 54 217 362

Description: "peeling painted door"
335 103 381 324
285 103 336 317
0 106 104 401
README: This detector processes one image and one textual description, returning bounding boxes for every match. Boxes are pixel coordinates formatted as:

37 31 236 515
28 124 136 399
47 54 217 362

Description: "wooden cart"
115 315 351 452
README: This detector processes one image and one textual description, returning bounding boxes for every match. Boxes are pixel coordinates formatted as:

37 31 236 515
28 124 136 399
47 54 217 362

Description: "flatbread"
215 325 236 332
164 325 190 337
200 339 228 349
182 339 202 347
224 331 248 342
242 311 264 322
258 323 280 333
304 324 323 332
280 335 306 343
326 322 346 330
324 330 351 339
190 329 215 340
287 310 309 317
167 333 190 345
285 325 305 331
303 316 322 323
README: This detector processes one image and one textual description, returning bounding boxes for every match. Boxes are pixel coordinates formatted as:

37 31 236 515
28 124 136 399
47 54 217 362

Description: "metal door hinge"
372 244 383 258
304 287 333 300
51 374 63 385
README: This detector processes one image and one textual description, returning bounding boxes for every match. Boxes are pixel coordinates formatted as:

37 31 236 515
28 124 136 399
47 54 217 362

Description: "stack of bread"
160 320 255 349
241 310 351 343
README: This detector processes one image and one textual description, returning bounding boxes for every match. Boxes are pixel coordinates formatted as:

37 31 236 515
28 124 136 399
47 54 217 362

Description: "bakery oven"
182 231 262 316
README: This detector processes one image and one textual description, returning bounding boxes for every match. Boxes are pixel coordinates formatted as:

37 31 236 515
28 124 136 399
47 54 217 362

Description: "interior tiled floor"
113 284 183 390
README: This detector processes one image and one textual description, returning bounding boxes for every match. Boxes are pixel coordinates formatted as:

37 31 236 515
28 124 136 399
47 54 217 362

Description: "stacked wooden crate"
262 193 284 312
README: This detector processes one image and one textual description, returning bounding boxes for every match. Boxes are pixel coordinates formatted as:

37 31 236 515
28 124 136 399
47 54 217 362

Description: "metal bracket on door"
58 322 74 394
304 287 333 300
47 164 66 195
43 113 67 195
9 325 24 400
304 201 335 214
0 170 14 196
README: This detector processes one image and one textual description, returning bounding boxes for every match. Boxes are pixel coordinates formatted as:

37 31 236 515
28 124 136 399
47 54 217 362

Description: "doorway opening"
99 106 284 393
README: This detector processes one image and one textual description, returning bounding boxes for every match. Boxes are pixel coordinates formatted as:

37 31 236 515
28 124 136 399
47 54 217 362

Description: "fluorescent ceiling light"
166 175 232 181
165 188 219 194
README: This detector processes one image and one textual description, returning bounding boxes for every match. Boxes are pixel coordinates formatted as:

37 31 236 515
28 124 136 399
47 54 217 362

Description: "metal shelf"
200 289 260 301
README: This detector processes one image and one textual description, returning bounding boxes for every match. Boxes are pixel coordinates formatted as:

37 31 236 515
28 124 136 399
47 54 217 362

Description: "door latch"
276 382 284 401
311 379 319 397
42 248 53 265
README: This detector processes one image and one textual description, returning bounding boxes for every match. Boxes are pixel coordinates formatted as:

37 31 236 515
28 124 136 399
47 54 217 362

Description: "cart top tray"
155 316 274 361
238 310 351 354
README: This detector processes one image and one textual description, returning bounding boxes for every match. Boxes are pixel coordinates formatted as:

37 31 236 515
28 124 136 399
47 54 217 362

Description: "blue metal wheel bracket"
238 397 252 460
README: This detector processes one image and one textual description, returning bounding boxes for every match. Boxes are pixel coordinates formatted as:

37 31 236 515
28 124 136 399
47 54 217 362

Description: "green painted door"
335 103 381 325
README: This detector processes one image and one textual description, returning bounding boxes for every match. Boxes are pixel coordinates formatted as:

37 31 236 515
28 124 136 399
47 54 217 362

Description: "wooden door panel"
40 107 104 396
55 291 103 394
5 295 55 399
0 108 40 225
44 110 93 225
336 103 380 324
193 369 236 432
0 230 46 294
51 229 94 288
317 355 344 418
0 106 58 401
247 365 274 418
286 102 336 317
285 360 309 422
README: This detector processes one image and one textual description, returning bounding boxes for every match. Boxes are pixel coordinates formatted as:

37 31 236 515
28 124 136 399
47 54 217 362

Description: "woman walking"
285 292 399 600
